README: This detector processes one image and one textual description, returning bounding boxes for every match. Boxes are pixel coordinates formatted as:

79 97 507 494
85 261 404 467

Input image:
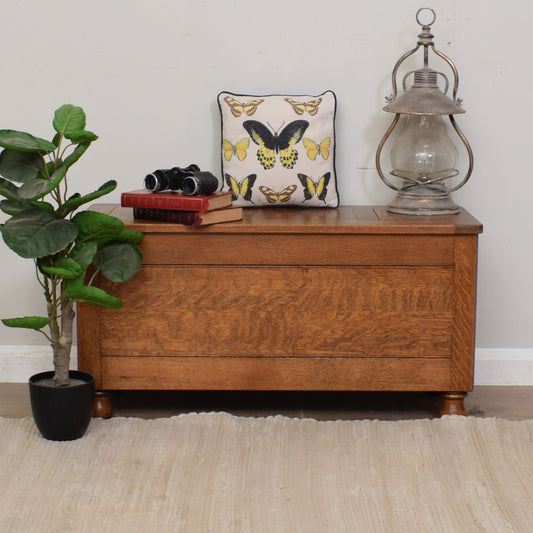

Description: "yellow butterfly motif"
225 173 257 203
302 137 331 161
224 96 264 117
284 97 322 116
259 184 297 204
223 138 250 161
297 172 331 203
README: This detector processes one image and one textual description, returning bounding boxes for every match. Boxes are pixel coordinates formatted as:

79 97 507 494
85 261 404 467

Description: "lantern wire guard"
375 8 474 215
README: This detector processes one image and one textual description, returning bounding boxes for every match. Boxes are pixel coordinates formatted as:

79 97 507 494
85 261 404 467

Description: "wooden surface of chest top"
95 204 482 235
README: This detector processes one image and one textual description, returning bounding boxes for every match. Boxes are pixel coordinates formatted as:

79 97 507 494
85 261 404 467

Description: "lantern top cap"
383 68 465 115
383 7 465 115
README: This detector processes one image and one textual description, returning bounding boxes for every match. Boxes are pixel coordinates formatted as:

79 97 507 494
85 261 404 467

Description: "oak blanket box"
77 205 482 417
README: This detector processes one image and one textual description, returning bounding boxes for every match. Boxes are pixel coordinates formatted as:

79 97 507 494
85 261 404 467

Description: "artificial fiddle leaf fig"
2 316 50 330
0 150 44 183
93 242 144 282
0 130 56 153
2 208 78 258
0 105 143 387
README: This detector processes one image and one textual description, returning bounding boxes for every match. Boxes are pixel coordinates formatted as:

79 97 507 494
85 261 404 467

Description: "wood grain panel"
138 234 455 266
77 301 104 386
450 235 479 391
96 266 454 358
100 356 452 391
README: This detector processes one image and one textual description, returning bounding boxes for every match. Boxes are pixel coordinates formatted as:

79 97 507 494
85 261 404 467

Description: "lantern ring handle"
416 7 436 27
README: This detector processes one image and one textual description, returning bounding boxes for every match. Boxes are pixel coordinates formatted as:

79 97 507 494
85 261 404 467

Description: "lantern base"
387 185 461 215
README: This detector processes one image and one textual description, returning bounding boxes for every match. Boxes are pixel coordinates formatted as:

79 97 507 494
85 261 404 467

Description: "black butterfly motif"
297 172 331 203
242 120 309 170
225 173 257 203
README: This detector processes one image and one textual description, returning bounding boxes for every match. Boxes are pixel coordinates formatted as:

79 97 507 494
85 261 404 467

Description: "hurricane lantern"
375 8 473 215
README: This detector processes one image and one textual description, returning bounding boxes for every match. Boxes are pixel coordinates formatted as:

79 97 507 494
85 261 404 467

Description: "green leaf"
0 130 56 153
18 165 67 201
2 208 78 258
0 150 44 183
73 210 124 245
53 105 86 139
2 316 50 330
0 177 21 200
65 276 124 308
16 142 94 203
69 242 97 270
115 227 144 244
1 199 33 215
42 160 57 179
57 180 117 218
65 130 98 143
62 141 91 169
93 242 143 282
39 257 83 279
0 199 55 215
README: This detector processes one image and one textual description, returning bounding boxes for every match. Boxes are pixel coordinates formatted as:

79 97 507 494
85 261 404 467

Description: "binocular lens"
144 172 166 192
181 172 219 196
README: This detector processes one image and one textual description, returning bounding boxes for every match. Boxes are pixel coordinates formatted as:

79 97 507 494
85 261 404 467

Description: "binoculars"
144 164 219 196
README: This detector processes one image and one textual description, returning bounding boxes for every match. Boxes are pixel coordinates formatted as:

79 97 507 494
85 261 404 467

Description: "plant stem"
50 289 74 387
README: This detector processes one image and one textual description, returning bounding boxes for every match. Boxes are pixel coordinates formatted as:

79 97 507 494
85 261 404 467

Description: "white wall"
1 0 532 382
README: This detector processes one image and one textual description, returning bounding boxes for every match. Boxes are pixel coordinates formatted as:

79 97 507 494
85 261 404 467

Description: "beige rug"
1 413 533 532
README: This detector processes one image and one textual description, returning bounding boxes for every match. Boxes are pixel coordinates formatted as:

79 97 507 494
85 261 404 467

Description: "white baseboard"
0 345 78 383
1 346 532 385
474 348 533 386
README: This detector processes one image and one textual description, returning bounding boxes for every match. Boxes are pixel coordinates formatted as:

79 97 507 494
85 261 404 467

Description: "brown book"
121 189 233 212
132 206 243 227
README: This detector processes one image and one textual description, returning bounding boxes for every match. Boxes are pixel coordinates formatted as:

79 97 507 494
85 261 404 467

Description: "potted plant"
0 104 143 440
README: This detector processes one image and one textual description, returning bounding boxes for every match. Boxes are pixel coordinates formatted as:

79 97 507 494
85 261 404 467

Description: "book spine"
122 193 206 211
133 208 200 225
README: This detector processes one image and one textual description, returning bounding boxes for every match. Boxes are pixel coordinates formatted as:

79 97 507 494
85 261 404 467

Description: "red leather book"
132 206 243 227
121 190 233 213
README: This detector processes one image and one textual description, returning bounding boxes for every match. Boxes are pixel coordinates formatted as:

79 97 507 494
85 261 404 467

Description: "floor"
1 384 532 420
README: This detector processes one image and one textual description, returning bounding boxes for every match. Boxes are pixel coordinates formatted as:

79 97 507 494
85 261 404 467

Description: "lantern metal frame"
375 8 474 215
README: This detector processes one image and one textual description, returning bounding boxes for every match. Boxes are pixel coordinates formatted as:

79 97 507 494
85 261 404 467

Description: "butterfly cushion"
218 90 339 207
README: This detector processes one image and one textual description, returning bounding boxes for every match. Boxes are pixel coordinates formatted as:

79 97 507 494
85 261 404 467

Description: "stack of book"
120 189 242 227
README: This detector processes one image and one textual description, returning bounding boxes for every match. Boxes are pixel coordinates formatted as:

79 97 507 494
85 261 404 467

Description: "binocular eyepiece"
144 164 219 196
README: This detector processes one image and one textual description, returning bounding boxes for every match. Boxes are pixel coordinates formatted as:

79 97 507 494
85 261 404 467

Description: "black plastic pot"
28 370 95 441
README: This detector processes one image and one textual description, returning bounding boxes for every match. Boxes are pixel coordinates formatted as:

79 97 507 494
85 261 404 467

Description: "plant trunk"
52 299 75 387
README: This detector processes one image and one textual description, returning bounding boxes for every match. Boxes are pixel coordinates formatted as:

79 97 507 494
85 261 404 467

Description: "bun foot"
440 391 468 416
93 391 113 419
